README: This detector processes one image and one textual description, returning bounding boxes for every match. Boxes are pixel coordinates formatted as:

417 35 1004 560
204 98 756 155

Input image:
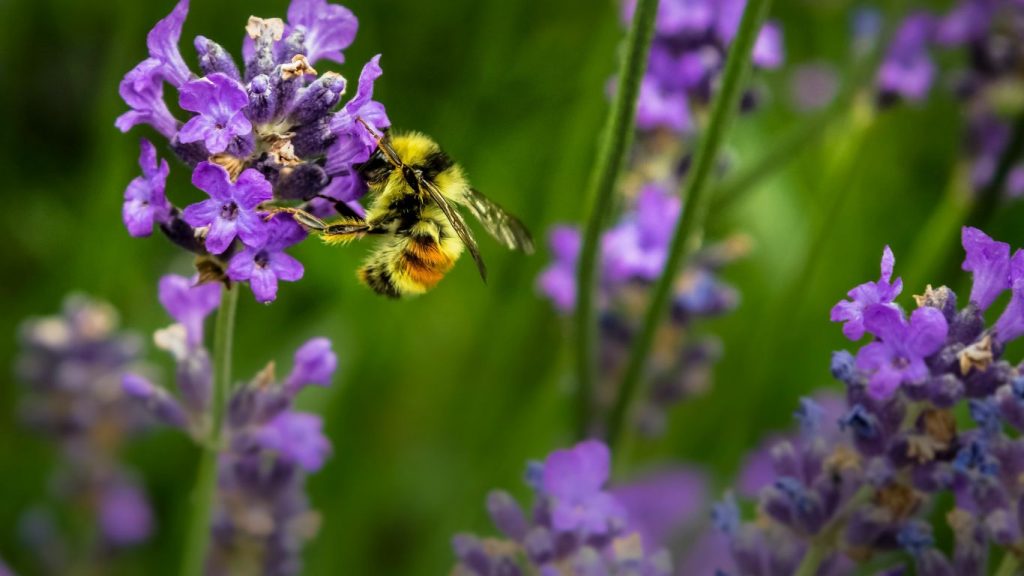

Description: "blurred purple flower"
636 76 692 133
284 337 338 394
831 245 904 341
256 411 331 472
612 467 708 550
753 22 784 69
542 440 625 536
99 480 154 546
182 163 271 254
123 139 171 237
877 13 936 102
537 226 581 313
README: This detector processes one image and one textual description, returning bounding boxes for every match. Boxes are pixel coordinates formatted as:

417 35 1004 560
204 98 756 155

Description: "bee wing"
459 188 535 254
419 178 488 282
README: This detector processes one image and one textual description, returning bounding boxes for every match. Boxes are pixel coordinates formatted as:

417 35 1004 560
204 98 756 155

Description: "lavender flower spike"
831 245 903 340
542 439 625 536
855 304 948 399
962 226 1018 311
123 139 171 237
286 0 359 65
177 73 252 154
226 214 306 303
157 274 221 347
182 162 271 254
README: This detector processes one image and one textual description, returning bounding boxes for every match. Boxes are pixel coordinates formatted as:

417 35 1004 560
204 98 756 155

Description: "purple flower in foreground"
831 245 904 340
962 226 1021 311
542 439 625 535
177 73 252 154
157 274 220 347
537 226 581 313
284 338 337 393
99 481 153 546
286 0 358 65
123 139 171 237
227 215 306 303
855 304 948 399
182 162 271 254
256 411 331 472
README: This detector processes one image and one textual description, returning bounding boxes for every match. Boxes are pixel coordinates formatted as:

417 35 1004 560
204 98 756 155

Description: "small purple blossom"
182 162 272 254
831 245 904 340
855 304 948 399
255 411 331 472
116 59 179 138
145 0 191 88
177 73 252 154
157 274 221 347
541 440 625 536
962 226 1021 311
123 139 171 237
327 54 391 171
286 0 358 65
284 338 337 393
753 22 785 69
226 215 306 303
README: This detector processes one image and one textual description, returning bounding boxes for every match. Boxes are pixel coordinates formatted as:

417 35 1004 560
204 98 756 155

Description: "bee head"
355 148 393 186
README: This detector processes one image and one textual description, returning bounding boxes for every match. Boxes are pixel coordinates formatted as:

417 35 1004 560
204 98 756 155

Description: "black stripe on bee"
419 151 453 180
361 264 401 298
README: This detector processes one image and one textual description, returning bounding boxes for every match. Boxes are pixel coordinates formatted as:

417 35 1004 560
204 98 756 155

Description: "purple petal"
753 22 784 69
255 411 332 471
905 306 948 357
181 198 220 228
123 197 155 237
287 0 358 65
962 226 1012 310
269 252 304 282
138 138 159 175
203 126 233 154
158 274 220 346
233 169 274 208
285 337 337 392
995 279 1024 344
100 481 153 546
179 77 219 114
146 0 191 87
226 249 257 281
862 303 907 342
537 265 576 313
191 162 233 201
176 115 215 145
234 210 268 249
205 216 238 254
867 365 904 400
210 73 250 111
856 341 895 373
250 265 279 303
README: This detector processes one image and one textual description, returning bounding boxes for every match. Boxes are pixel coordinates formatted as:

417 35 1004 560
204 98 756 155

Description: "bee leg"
312 194 364 221
263 206 330 232
320 221 377 246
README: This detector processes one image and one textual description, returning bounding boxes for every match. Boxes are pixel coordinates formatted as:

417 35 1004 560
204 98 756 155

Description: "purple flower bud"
487 490 529 540
123 139 172 237
541 440 625 536
194 35 240 81
182 163 272 254
537 226 581 313
226 214 306 303
284 337 337 393
255 411 331 472
122 373 187 428
290 73 347 125
178 73 253 154
275 162 329 201
246 74 277 124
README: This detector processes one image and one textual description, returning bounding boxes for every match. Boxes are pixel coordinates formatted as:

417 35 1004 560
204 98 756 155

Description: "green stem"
573 0 660 439
995 551 1022 576
606 0 772 451
180 284 238 576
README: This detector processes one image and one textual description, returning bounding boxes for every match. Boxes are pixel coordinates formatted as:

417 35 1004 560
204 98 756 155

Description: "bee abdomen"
358 234 456 298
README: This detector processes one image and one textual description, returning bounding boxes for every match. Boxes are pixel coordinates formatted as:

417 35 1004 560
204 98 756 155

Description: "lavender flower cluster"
876 0 1024 197
15 297 153 571
704 227 1024 574
122 274 335 575
118 0 389 302
452 440 675 576
538 0 781 435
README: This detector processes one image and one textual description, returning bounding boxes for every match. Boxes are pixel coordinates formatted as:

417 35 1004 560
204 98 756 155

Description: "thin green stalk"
995 552 1021 576
606 0 772 451
573 0 660 439
180 284 238 576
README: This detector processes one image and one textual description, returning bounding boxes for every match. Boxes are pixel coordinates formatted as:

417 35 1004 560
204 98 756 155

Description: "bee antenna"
355 116 404 168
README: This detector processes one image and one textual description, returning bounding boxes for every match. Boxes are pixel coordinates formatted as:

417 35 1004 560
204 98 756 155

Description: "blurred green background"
1 0 1019 573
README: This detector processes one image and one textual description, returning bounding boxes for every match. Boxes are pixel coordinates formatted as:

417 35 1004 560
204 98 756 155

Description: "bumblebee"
273 119 534 297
